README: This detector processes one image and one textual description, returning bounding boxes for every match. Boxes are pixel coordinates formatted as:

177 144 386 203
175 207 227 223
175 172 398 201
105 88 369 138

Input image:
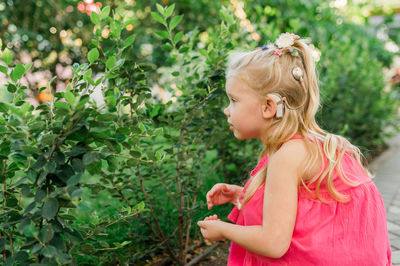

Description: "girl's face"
223 77 267 140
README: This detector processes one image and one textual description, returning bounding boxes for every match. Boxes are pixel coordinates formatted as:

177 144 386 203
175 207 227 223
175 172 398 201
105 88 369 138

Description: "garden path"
370 133 400 265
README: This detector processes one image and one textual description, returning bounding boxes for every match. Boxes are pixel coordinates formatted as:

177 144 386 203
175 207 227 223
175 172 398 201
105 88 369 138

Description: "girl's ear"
261 96 278 119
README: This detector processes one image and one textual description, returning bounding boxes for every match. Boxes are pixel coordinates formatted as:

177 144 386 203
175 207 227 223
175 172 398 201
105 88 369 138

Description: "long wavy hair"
226 39 372 207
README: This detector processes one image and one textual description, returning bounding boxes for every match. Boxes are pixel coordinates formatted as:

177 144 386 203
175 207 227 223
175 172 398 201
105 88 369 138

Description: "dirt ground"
196 240 230 266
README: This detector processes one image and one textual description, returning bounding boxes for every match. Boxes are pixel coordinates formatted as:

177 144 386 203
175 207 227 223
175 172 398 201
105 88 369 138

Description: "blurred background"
1 0 399 103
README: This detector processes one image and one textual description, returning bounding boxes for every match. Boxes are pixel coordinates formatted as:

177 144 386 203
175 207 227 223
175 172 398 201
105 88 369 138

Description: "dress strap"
290 134 304 140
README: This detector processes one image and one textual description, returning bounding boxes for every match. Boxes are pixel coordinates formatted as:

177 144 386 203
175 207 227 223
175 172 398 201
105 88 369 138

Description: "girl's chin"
232 130 257 140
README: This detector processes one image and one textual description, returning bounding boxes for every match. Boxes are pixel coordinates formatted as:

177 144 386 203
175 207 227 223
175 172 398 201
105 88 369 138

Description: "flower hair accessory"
261 32 301 57
275 32 300 48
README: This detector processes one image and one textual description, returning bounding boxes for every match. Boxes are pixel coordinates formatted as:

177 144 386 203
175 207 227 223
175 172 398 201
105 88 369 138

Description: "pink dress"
227 135 392 265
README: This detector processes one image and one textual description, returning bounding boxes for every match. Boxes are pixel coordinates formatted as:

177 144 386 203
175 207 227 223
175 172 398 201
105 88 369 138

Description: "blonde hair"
226 39 372 207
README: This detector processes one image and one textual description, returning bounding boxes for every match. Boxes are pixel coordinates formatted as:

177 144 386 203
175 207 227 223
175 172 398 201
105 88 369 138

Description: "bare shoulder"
271 139 309 164
269 139 320 181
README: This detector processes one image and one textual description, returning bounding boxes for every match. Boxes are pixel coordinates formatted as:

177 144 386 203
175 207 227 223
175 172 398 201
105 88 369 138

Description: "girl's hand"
197 215 225 242
204 214 220 221
206 183 243 210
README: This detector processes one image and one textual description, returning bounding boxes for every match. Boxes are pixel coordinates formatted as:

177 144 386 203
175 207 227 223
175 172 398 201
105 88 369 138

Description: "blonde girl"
197 33 392 265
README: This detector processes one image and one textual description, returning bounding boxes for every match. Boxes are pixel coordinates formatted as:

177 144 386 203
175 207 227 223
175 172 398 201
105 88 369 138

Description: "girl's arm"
198 140 305 258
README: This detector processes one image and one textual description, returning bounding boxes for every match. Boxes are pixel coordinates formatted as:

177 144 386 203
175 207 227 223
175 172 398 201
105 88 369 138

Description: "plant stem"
137 164 180 263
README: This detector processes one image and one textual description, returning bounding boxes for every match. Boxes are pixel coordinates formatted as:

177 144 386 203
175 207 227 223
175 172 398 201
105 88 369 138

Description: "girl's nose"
223 106 229 117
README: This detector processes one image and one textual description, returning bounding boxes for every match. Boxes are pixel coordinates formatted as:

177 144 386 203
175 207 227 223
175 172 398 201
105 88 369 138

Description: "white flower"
275 33 300 48
307 44 321 62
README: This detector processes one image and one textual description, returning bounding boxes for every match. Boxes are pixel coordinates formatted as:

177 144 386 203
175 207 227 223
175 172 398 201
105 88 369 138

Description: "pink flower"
290 33 300 39
86 3 100 15
77 2 85 12
274 49 283 56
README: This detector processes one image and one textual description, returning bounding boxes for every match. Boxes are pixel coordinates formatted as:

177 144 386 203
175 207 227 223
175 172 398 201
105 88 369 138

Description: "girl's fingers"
197 221 207 229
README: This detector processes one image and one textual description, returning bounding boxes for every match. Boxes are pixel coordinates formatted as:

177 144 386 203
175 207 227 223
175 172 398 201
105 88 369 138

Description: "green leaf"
155 151 165 161
31 243 42 254
150 104 161 117
165 4 175 18
155 31 169 39
179 46 189 53
50 234 67 251
129 150 141 158
67 174 82 187
42 198 59 220
110 20 122 38
0 65 7 74
24 62 33 73
10 63 25 82
64 228 83 244
35 189 46 203
22 145 40 154
65 91 75 106
2 48 12 65
106 56 116 69
199 48 207 56
0 102 8 113
38 225 54 243
90 11 101 25
45 161 56 173
161 43 173 51
114 58 125 69
80 243 96 253
29 121 45 133
123 34 136 48
173 31 184 44
83 68 92 80
172 71 180 76
88 48 99 64
91 39 99 46
82 153 100 166
100 6 111 20
151 12 166 25
41 245 57 258
156 3 165 15
41 134 58 145
169 15 183 31
55 101 70 111
7 83 16 93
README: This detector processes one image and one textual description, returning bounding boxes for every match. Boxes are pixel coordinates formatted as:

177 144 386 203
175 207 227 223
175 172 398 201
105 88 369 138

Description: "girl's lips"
229 125 233 130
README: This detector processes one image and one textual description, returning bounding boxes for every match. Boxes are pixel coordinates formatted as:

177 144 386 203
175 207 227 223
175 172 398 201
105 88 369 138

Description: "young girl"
197 33 392 265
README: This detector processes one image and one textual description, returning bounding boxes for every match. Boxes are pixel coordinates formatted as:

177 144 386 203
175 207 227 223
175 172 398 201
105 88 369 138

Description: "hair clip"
274 49 283 56
260 33 301 57
292 67 303 81
289 48 299 57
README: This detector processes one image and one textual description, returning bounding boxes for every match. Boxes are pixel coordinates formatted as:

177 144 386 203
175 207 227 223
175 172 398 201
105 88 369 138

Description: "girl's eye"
231 98 236 102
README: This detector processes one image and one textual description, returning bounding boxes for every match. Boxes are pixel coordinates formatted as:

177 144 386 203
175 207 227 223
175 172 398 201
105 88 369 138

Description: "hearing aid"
267 93 283 118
